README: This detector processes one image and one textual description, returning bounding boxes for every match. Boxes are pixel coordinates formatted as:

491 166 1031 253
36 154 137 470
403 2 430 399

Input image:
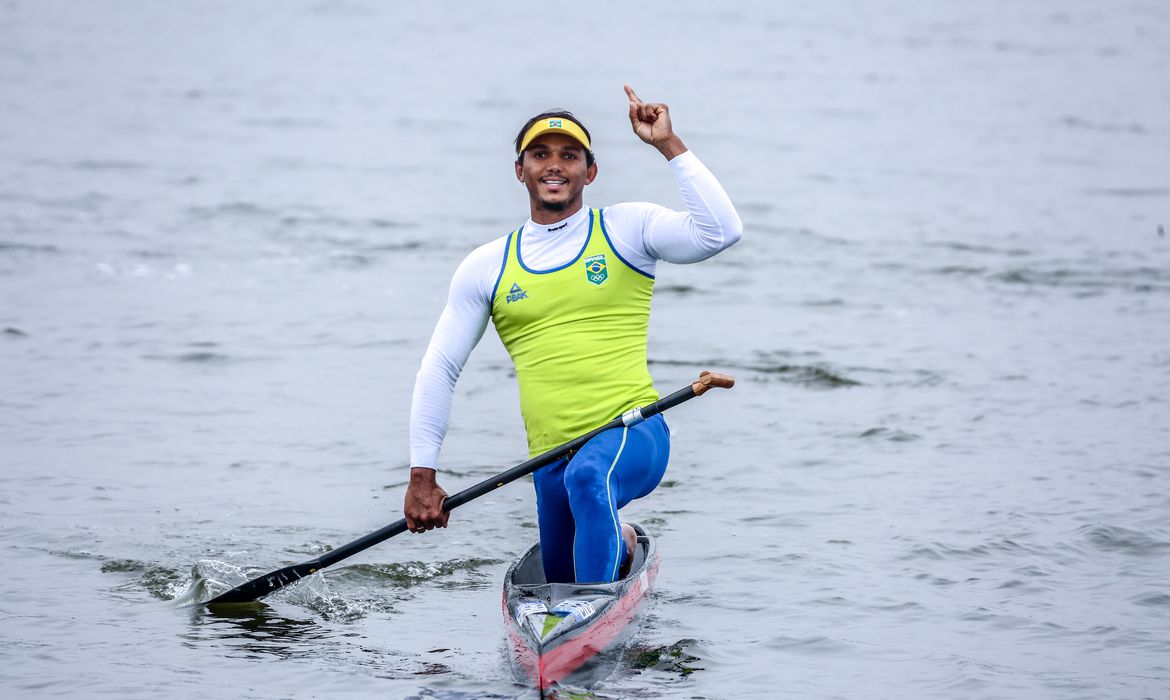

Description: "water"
2 1 1168 697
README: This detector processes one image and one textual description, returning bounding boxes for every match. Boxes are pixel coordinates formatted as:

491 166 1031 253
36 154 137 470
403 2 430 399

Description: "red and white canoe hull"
502 524 660 693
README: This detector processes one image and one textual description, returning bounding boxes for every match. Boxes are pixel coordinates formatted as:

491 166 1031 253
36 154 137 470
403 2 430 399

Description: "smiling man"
403 85 742 584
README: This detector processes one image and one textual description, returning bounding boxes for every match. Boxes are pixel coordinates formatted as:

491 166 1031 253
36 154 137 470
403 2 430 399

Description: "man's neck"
527 205 588 233
530 200 584 225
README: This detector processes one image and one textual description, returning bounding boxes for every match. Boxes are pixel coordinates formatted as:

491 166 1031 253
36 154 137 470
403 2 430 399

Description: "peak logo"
506 282 529 304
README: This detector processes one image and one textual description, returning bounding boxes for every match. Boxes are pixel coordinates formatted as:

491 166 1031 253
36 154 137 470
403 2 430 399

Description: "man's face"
515 133 597 216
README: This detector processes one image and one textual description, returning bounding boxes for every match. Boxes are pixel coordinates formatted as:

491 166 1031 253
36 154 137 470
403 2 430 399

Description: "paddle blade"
205 560 321 605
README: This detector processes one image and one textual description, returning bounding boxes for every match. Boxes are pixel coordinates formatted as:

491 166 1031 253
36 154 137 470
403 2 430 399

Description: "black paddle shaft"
205 371 733 605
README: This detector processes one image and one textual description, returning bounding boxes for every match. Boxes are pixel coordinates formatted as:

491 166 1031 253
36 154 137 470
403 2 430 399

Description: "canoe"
502 523 659 694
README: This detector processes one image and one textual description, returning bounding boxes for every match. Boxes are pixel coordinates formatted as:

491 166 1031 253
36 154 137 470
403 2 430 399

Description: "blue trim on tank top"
516 209 594 275
489 230 516 308
598 208 655 280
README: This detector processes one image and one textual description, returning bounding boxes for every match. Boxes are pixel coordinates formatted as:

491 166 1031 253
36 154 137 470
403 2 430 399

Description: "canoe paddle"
204 370 734 606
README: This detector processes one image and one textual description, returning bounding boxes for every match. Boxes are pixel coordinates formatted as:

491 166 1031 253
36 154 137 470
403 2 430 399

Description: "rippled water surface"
2 1 1169 698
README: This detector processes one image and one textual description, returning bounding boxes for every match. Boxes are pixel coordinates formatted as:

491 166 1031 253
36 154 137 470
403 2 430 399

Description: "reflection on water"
2 0 1169 697
184 604 333 660
627 638 704 677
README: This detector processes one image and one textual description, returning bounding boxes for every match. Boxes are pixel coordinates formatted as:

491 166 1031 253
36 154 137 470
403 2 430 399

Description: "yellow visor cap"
518 118 591 154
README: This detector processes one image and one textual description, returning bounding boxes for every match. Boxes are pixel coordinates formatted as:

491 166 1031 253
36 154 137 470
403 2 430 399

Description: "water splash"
169 559 255 606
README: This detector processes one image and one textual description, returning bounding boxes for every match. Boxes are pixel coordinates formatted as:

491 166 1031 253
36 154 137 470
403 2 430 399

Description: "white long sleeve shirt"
409 150 742 469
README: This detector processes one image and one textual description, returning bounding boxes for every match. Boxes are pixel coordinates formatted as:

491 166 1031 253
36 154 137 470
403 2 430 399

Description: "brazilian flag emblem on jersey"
584 254 608 285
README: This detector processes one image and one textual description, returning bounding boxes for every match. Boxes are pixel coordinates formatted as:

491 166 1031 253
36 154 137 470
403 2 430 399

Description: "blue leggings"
532 414 670 584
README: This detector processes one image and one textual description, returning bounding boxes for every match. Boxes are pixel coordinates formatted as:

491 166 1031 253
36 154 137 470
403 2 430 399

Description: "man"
403 85 742 584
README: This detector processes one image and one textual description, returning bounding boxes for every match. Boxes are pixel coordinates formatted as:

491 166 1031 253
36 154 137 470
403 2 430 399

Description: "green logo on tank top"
584 254 608 286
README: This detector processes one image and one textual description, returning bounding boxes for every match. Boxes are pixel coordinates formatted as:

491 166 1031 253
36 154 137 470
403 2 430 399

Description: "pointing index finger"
623 84 642 105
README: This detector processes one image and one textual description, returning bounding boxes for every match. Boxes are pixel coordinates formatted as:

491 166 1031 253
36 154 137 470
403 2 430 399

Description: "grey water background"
2 0 1168 697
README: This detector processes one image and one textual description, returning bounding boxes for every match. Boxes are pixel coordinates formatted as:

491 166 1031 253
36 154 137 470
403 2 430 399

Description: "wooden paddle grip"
692 370 735 395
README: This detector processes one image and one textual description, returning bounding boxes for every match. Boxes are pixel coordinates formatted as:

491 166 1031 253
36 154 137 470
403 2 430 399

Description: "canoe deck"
502 523 659 693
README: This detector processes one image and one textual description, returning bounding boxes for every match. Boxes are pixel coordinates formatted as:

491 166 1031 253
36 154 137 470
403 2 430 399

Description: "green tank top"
491 208 659 456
